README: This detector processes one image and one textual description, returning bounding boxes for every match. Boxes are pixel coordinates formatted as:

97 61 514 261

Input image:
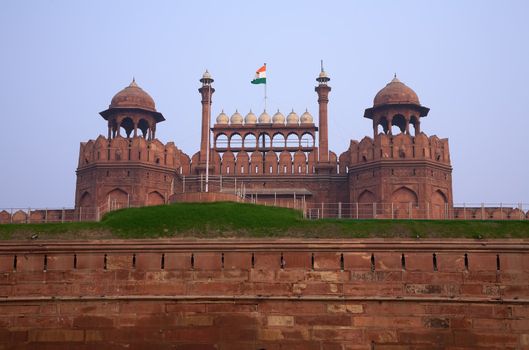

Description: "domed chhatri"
230 110 243 125
364 75 430 138
258 110 271 124
272 110 285 124
216 110 229 125
300 109 313 124
245 110 257 124
287 110 299 125
373 76 420 107
110 78 157 111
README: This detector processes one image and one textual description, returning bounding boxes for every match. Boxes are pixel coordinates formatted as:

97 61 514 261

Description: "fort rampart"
1 239 529 349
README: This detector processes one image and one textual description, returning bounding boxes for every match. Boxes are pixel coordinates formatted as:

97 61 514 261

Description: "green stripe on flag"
251 77 266 84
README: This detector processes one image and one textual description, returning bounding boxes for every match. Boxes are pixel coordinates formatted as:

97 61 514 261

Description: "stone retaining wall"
0 239 528 349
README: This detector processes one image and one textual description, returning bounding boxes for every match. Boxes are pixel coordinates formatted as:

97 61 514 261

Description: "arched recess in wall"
107 188 128 210
391 186 418 204
147 191 165 206
120 117 134 138
358 190 376 219
272 133 285 148
12 210 27 223
431 190 448 219
300 133 315 148
286 133 299 147
243 133 256 149
391 186 418 219
230 133 242 149
358 190 376 204
391 114 406 135
79 191 92 207
215 134 228 148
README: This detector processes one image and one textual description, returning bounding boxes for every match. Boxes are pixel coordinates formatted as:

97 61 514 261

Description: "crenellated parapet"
340 133 450 168
78 135 191 172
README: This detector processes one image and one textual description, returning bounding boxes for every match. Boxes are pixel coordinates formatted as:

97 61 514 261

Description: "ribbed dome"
258 110 271 124
245 110 257 124
286 110 299 125
300 109 313 124
216 110 229 124
272 110 285 124
373 76 420 107
110 78 156 111
230 110 243 125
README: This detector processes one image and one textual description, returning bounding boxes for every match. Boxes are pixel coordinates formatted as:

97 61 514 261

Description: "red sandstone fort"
1 69 529 349
74 68 454 219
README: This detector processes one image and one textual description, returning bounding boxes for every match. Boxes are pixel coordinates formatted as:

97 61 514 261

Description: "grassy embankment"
0 202 528 240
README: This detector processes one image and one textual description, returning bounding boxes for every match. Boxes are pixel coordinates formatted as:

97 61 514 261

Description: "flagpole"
264 63 267 111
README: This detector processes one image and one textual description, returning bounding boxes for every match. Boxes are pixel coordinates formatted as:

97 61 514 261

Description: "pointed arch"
286 133 299 148
79 191 93 208
138 119 150 137
107 188 128 210
229 133 243 149
272 133 286 148
300 132 315 148
358 190 376 204
243 133 256 150
391 114 406 134
391 186 418 219
358 190 376 219
391 186 418 204
147 191 165 206
431 190 448 219
215 133 228 148
120 117 134 138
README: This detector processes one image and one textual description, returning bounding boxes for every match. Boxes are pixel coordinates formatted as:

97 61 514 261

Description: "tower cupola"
100 78 165 140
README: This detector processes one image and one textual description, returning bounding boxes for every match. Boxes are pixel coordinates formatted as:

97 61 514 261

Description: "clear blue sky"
1 0 528 207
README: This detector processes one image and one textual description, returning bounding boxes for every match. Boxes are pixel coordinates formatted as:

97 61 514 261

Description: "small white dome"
272 110 285 124
230 110 243 125
300 109 313 124
216 110 229 124
245 110 257 124
202 70 212 80
286 109 299 125
258 110 271 124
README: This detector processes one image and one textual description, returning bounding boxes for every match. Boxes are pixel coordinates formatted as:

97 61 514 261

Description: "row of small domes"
216 109 313 125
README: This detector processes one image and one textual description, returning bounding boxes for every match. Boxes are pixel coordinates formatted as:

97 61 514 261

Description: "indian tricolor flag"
251 64 266 84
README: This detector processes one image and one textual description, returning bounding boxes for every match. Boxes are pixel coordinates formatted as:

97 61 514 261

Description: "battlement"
340 133 450 171
191 149 339 176
77 135 191 174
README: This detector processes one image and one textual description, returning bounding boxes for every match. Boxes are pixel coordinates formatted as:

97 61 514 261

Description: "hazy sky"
1 0 528 207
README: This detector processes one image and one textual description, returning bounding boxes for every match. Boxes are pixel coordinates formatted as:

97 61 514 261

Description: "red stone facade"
1 239 528 349
75 70 453 217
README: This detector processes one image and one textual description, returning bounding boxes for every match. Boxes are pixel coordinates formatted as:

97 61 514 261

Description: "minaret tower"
315 61 332 173
198 70 215 163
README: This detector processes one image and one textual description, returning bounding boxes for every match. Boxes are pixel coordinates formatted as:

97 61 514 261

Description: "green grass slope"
1 202 529 240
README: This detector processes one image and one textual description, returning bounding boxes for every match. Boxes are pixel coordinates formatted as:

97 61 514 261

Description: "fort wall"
1 239 528 349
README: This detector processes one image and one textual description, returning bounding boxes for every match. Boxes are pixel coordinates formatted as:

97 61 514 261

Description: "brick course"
0 239 528 349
